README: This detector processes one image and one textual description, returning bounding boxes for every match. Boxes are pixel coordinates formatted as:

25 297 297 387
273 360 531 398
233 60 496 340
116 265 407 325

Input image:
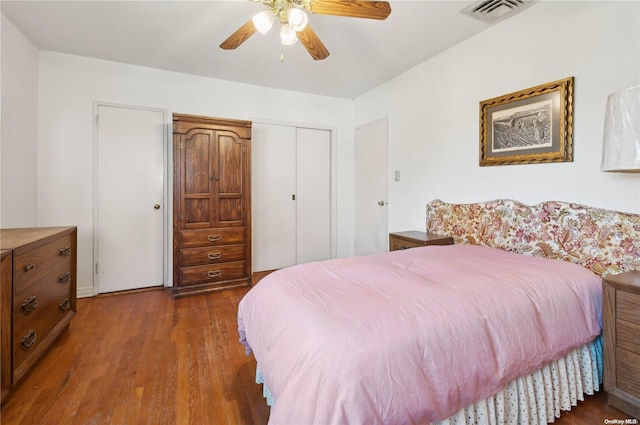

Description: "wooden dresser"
0 227 77 403
603 270 640 419
172 114 252 297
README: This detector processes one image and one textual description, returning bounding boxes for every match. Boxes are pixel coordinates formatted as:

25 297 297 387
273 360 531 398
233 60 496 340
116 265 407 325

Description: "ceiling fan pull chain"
280 51 285 62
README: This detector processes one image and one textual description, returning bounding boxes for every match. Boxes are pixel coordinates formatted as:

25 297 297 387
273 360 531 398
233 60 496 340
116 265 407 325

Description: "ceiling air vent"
461 0 537 24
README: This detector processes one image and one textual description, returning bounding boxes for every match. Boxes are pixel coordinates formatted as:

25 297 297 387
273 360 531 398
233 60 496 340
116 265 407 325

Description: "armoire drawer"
179 244 245 267
180 228 244 248
179 261 246 285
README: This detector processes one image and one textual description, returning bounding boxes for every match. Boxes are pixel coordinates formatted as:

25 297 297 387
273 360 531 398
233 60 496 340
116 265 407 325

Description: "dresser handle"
207 270 222 278
24 262 35 272
21 296 38 313
207 252 222 260
59 298 71 311
59 246 72 256
59 271 71 284
207 234 222 242
20 330 37 349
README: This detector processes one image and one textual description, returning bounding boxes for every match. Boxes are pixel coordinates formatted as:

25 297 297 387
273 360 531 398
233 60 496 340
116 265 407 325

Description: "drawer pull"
59 298 71 311
24 262 35 272
207 252 222 260
207 234 222 242
59 271 71 284
59 246 72 256
207 270 222 278
20 330 37 349
21 296 38 313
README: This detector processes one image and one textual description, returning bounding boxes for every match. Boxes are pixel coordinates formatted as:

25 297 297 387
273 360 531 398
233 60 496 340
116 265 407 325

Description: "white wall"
36 52 354 296
354 1 640 233
1 14 39 228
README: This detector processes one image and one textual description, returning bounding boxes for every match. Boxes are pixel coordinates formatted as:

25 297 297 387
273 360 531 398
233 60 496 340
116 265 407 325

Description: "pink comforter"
237 245 602 424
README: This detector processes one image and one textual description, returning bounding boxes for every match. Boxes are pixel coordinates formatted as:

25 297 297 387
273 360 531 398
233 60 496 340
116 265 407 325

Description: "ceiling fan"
220 0 392 61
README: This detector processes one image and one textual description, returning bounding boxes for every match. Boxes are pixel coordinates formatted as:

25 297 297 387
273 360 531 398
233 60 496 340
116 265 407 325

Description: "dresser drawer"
617 319 640 355
179 261 246 285
13 295 73 373
616 347 640 399
180 244 245 267
390 238 424 251
14 262 71 303
180 228 244 247
13 234 73 291
13 280 71 348
617 290 640 324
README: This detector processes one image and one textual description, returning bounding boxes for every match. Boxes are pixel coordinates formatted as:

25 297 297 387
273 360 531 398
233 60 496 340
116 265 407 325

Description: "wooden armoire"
172 114 251 297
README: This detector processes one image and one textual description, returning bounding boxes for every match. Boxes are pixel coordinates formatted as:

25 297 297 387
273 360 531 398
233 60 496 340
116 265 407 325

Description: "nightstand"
389 231 454 251
603 270 640 419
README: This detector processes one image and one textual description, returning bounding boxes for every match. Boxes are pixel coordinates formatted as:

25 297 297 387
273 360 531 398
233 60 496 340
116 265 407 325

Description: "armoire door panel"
218 198 243 225
183 198 211 225
183 131 213 195
217 133 244 195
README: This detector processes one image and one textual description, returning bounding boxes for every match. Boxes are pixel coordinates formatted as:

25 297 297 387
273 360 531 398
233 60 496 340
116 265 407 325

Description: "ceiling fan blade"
308 0 391 20
220 20 257 50
297 25 330 60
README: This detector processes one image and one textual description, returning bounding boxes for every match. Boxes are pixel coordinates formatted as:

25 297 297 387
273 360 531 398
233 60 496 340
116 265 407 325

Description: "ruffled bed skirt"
255 336 603 425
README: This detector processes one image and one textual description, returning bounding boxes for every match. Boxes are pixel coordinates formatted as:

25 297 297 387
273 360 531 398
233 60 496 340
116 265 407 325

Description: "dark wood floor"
0 287 635 425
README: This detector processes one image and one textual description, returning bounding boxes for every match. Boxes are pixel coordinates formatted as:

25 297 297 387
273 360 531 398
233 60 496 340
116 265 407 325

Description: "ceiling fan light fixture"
286 7 309 31
279 23 298 45
252 10 275 34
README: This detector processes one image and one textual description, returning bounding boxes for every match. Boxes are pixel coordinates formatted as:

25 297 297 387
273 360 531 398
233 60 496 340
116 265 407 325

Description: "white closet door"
252 123 297 271
296 128 331 264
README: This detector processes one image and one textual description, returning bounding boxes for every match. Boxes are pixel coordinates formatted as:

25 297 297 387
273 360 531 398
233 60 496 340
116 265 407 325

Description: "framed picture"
479 77 574 166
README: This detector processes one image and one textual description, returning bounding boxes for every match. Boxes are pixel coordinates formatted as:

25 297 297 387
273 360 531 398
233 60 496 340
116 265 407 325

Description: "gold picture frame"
479 77 574 166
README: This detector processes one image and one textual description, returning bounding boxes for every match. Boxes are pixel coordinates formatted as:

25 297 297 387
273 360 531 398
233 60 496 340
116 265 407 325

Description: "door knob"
154 204 161 210
378 201 385 206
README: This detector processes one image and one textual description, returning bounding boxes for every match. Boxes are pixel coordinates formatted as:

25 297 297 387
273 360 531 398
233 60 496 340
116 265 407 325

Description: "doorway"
94 103 167 294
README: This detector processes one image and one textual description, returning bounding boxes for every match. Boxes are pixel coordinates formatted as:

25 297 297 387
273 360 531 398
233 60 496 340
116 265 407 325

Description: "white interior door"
252 123 297 271
296 127 331 264
354 117 389 255
95 104 166 293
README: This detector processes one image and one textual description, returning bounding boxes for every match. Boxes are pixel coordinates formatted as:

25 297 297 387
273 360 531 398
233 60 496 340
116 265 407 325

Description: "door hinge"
95 263 99 274
179 141 184 149
95 115 99 127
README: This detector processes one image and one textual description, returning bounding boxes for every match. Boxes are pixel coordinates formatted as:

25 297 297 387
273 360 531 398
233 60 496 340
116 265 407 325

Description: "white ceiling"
1 0 504 99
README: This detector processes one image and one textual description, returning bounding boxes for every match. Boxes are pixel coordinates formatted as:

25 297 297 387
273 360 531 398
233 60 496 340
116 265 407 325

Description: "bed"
238 199 640 424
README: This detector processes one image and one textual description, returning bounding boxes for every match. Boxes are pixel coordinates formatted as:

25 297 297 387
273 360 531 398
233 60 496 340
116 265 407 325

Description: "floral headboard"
426 199 640 276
